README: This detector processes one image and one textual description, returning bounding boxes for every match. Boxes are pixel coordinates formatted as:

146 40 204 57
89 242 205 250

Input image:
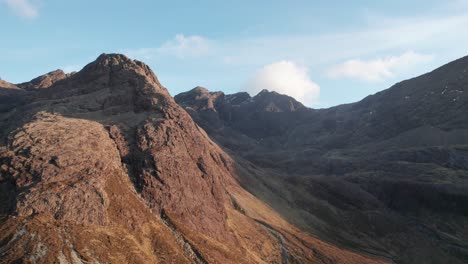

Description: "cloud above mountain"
327 51 433 82
245 61 320 104
126 34 213 60
158 34 212 58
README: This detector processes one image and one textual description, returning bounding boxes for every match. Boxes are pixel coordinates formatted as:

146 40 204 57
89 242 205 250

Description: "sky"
1 0 468 108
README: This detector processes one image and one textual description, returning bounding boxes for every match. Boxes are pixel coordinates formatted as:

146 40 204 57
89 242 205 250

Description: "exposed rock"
17 69 72 90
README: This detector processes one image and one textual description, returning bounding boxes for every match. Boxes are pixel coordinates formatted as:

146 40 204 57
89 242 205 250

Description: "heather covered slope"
0 54 385 263
175 56 468 264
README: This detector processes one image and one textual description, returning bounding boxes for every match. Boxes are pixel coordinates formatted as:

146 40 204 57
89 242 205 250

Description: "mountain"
16 69 74 90
0 54 386 263
175 56 468 264
0 80 20 90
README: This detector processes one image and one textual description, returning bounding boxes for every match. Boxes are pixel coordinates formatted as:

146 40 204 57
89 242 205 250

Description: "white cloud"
216 11 468 69
4 0 38 19
127 34 213 60
159 34 212 58
327 51 434 82
245 61 320 104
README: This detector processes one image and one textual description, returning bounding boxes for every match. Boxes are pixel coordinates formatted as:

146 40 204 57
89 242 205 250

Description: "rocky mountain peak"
95 52 134 64
175 86 225 111
17 69 70 90
26 54 174 115
224 92 251 105
258 88 270 94
192 86 210 93
251 89 306 112
77 53 161 86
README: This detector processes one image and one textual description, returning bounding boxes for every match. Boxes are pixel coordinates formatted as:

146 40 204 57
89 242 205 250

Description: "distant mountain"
176 56 468 264
175 87 309 141
0 54 385 263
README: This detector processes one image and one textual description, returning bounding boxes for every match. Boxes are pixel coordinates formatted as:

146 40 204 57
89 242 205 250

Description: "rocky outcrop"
17 69 73 90
0 112 192 263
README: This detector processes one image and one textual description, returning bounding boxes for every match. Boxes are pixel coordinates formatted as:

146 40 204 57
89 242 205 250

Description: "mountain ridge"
175 54 468 264
0 53 387 263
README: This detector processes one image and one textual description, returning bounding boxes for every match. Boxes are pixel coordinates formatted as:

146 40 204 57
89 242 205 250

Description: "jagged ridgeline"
175 56 468 264
0 54 387 263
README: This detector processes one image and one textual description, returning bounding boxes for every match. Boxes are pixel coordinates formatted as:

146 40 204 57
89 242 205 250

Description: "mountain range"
0 53 467 264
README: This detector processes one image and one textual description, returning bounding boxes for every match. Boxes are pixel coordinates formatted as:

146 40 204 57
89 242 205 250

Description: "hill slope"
175 56 468 264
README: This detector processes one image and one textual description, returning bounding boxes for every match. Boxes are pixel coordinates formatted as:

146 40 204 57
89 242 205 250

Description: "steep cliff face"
0 54 385 263
0 112 191 263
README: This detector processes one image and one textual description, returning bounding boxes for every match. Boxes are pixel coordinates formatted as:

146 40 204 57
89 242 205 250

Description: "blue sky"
1 0 468 108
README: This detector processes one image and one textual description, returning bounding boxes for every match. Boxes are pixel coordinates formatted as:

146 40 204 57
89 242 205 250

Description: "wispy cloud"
4 0 38 19
127 9 468 67
127 34 213 60
218 12 468 68
122 4 468 106
327 51 433 82
159 34 212 58
245 61 320 104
